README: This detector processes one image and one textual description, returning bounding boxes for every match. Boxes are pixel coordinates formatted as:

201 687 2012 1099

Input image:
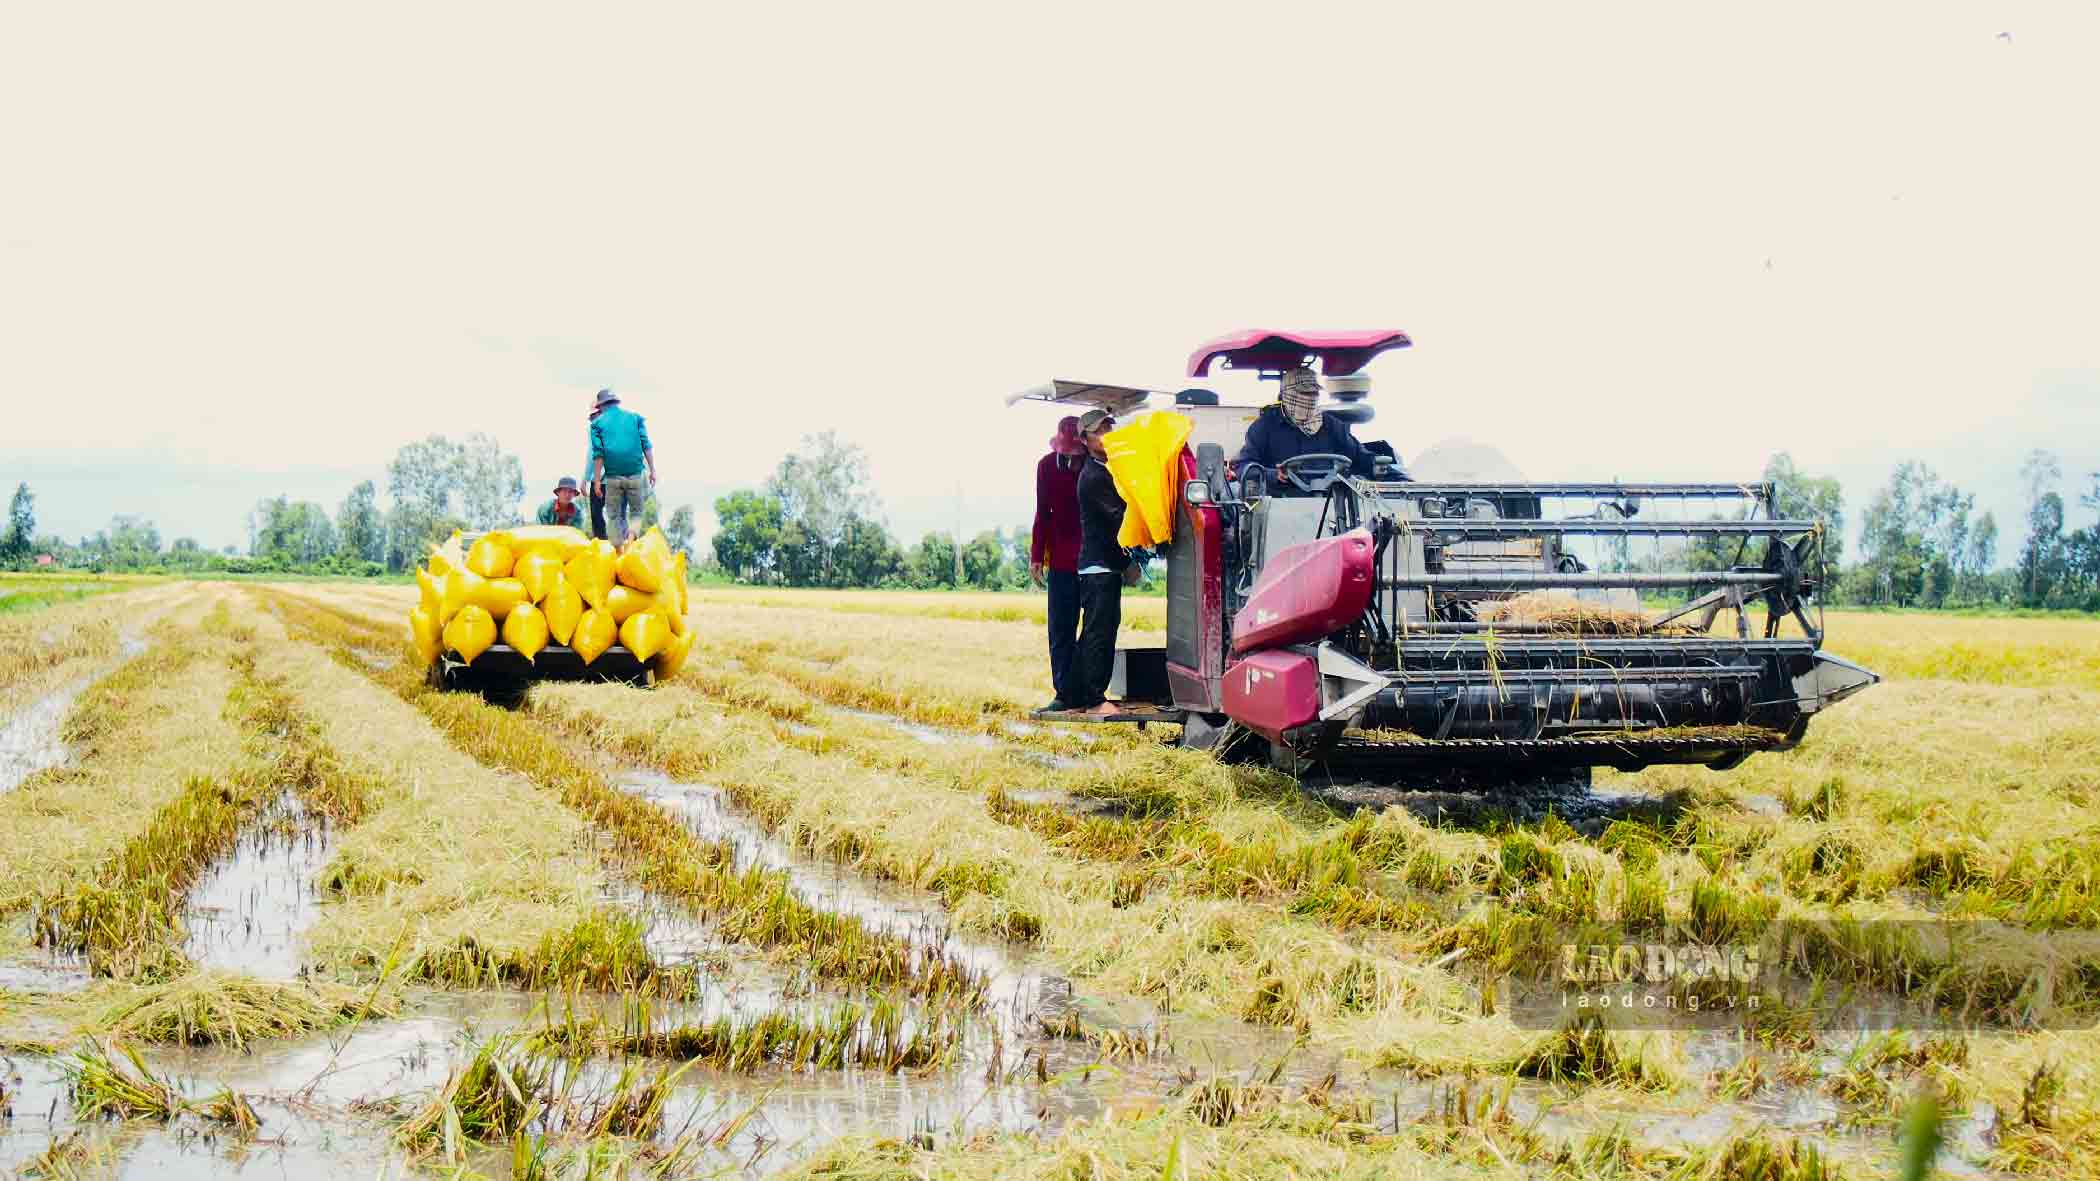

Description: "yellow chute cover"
1101 410 1193 549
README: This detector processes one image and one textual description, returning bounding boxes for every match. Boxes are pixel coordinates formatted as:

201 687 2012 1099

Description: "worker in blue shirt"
588 389 657 544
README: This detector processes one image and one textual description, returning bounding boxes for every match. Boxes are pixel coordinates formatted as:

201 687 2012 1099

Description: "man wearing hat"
1030 415 1086 711
1065 408 1142 717
588 388 656 544
536 477 587 528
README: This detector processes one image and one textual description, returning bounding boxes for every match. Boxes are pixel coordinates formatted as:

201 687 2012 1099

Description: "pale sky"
4 2 2096 556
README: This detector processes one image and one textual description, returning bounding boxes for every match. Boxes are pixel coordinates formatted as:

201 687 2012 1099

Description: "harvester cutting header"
1013 329 1878 789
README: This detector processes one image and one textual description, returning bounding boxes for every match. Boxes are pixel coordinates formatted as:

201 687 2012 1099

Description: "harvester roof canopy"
1186 328 1411 378
1004 380 1164 413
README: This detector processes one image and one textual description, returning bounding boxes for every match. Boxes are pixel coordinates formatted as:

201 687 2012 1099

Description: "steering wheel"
1275 453 1352 495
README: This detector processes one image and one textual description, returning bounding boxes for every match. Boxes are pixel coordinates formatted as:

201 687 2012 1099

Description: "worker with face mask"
1234 365 1386 483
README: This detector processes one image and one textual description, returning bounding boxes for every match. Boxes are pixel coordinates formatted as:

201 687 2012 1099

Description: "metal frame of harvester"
1011 329 1878 788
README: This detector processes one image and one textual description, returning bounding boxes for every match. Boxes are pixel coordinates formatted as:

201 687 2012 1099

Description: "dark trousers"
1045 569 1080 701
589 486 607 540
1067 572 1123 710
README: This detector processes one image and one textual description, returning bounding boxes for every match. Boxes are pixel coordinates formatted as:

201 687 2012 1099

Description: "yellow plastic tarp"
1101 410 1193 550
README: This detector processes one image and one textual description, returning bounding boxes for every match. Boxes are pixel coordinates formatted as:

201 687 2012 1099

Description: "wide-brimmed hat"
593 388 619 409
1049 415 1084 456
1077 408 1116 437
553 476 580 496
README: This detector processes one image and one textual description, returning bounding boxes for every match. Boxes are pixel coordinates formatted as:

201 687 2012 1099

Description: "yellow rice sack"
591 538 618 561
620 610 670 663
543 575 583 646
502 602 550 663
655 629 693 681
572 607 616 665
417 568 441 617
658 603 688 637
467 536 515 579
615 546 664 593
426 531 466 577
508 524 590 563
408 607 442 666
443 604 497 665
565 549 615 610
672 553 688 614
514 551 564 602
440 568 485 625
606 584 654 623
470 577 528 621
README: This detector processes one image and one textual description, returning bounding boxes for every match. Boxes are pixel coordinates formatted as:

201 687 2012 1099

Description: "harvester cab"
1011 329 1879 789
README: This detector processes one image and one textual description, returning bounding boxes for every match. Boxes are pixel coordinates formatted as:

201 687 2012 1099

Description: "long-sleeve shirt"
1076 458 1130 573
1031 453 1083 572
590 406 653 478
1234 405 1386 477
537 497 584 527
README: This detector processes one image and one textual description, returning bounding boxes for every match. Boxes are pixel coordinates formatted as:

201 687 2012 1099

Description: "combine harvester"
1012 329 1878 791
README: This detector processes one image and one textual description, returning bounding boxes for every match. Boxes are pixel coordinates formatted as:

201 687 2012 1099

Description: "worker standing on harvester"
537 477 586 528
1066 409 1140 718
589 389 656 544
1030 415 1085 712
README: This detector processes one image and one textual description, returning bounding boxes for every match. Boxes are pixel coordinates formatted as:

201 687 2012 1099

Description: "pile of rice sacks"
407 524 691 680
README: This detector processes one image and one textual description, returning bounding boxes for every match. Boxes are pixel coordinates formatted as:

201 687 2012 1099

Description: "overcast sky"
4 3 2095 556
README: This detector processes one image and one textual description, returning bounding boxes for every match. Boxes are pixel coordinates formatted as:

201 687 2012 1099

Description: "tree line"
1 433 696 577
710 432 1043 590
5 436 2096 611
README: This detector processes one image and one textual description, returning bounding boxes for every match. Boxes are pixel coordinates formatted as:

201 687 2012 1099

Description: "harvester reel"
1760 535 1819 639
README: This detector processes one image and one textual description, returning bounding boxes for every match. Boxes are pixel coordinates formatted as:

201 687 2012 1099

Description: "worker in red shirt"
1030 415 1086 711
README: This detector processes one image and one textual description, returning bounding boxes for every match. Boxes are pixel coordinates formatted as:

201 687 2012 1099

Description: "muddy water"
0 635 148 796
182 795 337 979
0 677 90 795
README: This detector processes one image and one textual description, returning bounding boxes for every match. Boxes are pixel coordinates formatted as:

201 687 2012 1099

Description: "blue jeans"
603 475 647 543
1045 568 1079 702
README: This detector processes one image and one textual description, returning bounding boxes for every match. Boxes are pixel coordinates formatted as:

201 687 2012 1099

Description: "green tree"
2020 492 2067 605
908 532 957 588
664 505 697 557
388 436 467 514
833 516 903 586
961 530 1006 587
336 480 385 564
767 432 880 583
2018 449 2062 601
1 483 32 564
104 515 162 570
455 433 526 530
711 490 784 581
1763 453 1845 570
1857 462 1968 607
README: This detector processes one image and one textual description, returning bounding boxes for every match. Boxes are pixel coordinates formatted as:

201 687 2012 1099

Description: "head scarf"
1279 367 1323 436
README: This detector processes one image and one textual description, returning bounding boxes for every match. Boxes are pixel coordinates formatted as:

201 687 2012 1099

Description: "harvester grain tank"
1009 329 1878 788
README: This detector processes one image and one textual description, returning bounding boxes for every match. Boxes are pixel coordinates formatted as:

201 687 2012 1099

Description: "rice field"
1 579 2096 1179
